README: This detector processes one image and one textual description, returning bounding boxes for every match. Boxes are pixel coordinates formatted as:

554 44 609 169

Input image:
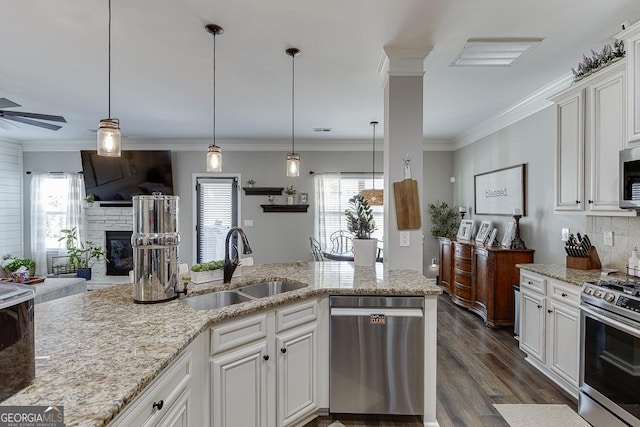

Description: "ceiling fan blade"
0 110 66 123
4 116 62 131
0 98 20 109
0 119 18 130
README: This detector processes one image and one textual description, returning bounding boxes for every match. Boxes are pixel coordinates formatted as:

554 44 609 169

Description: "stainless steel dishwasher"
330 295 424 415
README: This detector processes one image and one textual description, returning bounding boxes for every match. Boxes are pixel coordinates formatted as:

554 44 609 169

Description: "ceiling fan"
0 97 67 131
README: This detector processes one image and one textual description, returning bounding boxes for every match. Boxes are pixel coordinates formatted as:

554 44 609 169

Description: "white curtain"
30 173 49 277
314 172 341 248
66 173 86 245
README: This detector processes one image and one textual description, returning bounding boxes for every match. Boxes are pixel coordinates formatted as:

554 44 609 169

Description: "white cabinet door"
554 90 585 211
586 69 626 212
157 388 191 427
547 300 580 387
211 341 269 427
520 290 545 363
626 25 640 145
276 322 318 427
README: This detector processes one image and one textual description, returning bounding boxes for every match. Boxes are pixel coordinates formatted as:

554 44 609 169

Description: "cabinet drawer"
549 280 580 307
454 282 472 301
111 347 192 427
276 300 318 333
454 243 472 259
211 313 268 356
454 258 471 273
521 272 546 294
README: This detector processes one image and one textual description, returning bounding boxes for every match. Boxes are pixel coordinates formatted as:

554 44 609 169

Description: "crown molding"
453 73 574 149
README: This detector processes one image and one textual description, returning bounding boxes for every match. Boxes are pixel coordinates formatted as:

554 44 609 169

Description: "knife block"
566 247 602 270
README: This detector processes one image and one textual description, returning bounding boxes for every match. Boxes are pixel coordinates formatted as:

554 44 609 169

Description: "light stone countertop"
1 261 440 427
516 263 630 287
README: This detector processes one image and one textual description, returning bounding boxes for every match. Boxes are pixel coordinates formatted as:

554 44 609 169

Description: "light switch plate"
561 228 570 242
603 231 613 247
400 231 410 247
243 219 254 227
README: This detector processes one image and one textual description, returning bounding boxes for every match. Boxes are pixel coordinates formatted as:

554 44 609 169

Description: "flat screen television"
81 150 174 205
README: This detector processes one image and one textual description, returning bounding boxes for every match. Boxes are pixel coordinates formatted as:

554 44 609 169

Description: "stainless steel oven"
580 280 640 426
0 283 35 402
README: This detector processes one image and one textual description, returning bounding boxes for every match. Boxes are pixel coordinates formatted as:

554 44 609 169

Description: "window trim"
192 173 241 265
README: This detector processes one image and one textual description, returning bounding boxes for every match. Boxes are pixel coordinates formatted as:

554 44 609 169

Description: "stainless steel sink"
181 291 252 310
237 280 307 298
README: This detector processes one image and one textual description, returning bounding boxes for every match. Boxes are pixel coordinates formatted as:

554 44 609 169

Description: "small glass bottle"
629 246 639 276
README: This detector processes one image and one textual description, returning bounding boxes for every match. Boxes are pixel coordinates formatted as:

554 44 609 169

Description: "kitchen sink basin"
181 291 252 310
237 280 307 298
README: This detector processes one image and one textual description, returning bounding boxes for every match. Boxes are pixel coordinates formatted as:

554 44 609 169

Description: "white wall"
0 139 23 257
453 106 587 264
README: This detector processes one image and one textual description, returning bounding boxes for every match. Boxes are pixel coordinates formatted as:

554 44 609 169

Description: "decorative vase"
287 196 294 205
77 268 92 280
353 238 377 266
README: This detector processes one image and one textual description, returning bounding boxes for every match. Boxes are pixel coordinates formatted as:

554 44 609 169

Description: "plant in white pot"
345 194 378 266
284 185 297 205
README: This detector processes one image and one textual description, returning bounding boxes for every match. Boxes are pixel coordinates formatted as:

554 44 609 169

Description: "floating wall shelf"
243 187 284 196
261 204 309 213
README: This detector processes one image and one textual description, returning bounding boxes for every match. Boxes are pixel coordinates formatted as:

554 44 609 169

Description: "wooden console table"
438 237 534 328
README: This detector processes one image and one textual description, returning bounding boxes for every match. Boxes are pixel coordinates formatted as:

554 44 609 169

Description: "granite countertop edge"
516 263 630 287
1 261 440 427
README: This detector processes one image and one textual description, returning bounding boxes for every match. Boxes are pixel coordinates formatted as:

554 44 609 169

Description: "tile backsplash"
586 216 640 272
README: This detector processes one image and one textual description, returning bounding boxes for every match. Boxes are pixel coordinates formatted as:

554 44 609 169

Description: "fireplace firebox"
105 231 133 276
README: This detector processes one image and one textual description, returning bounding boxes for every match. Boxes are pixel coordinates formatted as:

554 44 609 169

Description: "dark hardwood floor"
305 294 576 427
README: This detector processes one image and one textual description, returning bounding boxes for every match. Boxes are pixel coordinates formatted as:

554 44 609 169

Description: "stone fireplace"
85 206 133 280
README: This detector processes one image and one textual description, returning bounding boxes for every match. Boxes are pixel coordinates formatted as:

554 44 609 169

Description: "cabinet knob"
153 400 164 410
547 309 553 313
281 347 287 354
263 355 269 361
576 200 581 204
588 200 594 204
528 281 532 285
561 292 567 297
537 304 542 309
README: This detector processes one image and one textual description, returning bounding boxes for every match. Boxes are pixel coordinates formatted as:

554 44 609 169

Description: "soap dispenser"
629 246 639 276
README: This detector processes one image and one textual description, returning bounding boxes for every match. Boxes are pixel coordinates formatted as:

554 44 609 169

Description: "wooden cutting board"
393 178 421 230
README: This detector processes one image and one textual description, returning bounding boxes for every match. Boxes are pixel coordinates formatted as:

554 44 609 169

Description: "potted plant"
84 193 96 206
427 201 460 239
344 194 377 266
246 179 256 188
190 260 225 283
3 257 36 278
58 227 107 280
285 185 297 205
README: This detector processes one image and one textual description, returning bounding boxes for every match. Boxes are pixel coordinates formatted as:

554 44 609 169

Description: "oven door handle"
581 304 640 339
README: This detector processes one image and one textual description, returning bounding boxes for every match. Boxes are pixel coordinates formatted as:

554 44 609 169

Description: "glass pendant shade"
286 152 300 177
207 144 222 172
97 118 121 157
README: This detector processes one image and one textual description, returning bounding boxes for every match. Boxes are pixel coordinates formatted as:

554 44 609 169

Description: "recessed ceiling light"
450 38 543 67
313 128 332 132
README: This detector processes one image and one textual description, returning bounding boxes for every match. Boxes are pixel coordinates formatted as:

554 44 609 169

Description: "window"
195 176 239 263
43 176 71 250
314 172 384 248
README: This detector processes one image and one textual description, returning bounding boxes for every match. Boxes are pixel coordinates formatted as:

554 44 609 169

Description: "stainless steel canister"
131 194 182 303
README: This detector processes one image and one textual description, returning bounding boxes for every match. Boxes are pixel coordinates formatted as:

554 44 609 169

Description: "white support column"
383 47 431 272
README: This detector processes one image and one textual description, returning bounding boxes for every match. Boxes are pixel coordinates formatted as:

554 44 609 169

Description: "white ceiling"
1 0 639 146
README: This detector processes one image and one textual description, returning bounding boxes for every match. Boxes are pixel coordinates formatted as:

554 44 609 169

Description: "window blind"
196 177 238 263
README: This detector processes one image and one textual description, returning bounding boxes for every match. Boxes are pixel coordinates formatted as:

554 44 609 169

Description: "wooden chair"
309 237 324 261
329 230 354 256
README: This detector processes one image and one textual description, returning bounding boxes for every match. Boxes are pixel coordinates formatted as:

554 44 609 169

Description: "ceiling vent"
450 38 543 67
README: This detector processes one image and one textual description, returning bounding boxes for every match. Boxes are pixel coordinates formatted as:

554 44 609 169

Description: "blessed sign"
474 164 526 216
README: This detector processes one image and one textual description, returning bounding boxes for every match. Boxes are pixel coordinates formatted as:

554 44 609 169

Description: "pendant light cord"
372 122 376 190
108 0 112 118
291 53 295 154
213 31 217 146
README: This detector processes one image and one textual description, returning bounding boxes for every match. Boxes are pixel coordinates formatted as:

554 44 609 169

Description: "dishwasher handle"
330 307 423 318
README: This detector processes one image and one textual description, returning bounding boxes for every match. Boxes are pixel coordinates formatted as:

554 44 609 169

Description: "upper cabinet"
551 61 632 215
623 23 640 145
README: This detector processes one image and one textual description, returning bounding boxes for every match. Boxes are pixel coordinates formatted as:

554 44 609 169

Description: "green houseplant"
3 257 36 277
427 201 460 239
345 194 378 266
58 227 107 280
190 260 225 283
285 185 297 205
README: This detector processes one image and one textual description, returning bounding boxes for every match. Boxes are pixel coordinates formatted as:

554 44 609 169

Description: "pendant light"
360 121 383 206
206 24 224 172
286 47 301 177
97 0 121 157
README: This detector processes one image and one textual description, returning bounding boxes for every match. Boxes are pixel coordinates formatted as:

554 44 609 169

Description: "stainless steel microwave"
620 147 640 210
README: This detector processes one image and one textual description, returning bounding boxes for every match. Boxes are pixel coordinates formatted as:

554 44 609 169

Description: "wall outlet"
561 228 570 242
603 231 613 247
243 219 254 227
399 231 410 247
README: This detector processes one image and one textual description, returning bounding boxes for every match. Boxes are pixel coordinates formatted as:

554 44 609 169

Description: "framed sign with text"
474 164 526 216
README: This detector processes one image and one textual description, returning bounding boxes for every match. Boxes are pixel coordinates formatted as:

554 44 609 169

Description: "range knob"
594 290 605 298
584 287 595 295
604 293 615 302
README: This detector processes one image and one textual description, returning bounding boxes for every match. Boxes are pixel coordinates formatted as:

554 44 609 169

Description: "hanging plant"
572 40 625 82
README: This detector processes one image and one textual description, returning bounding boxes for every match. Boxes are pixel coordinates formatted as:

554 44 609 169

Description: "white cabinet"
519 271 580 397
109 334 207 427
552 61 631 215
622 21 640 144
209 299 322 427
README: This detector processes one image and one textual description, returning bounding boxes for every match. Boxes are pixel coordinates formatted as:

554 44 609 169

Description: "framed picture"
475 221 492 244
486 228 498 247
299 192 309 204
501 222 515 247
474 164 526 216
457 220 475 241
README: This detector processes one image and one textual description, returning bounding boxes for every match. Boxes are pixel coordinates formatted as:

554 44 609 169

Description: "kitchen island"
1 262 441 427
